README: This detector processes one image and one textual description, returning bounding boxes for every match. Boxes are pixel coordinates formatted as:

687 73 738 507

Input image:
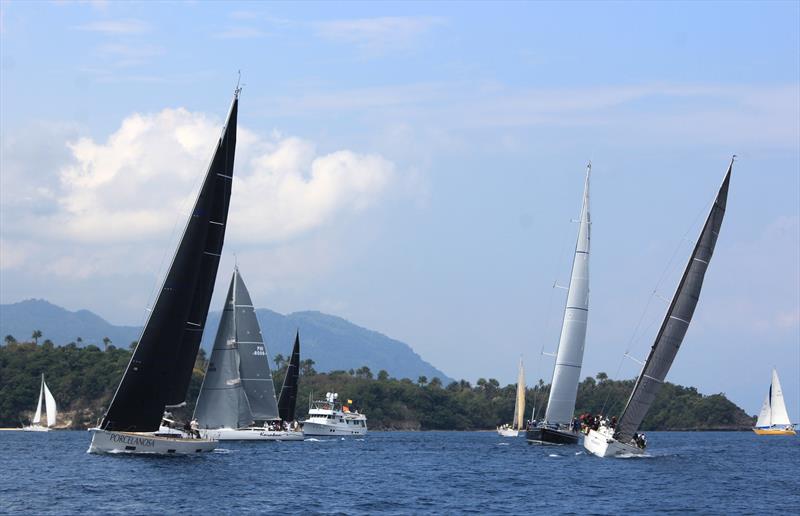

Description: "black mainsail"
100 91 239 432
615 160 732 441
278 331 301 422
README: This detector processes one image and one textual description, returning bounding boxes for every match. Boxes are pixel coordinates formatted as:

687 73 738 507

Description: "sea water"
0 431 797 514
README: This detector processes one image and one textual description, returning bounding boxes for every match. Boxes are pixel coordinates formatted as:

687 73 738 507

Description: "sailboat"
498 359 526 437
584 158 733 458
22 374 57 431
526 163 591 445
88 88 240 454
192 267 303 441
753 369 796 435
277 331 301 424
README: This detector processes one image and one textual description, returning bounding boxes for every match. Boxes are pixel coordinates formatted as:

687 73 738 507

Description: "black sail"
615 161 732 441
278 332 301 421
101 93 238 432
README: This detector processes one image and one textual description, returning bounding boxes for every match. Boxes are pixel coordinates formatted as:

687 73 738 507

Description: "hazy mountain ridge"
0 299 451 382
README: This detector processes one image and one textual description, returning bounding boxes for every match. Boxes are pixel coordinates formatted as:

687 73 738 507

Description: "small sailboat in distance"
498 358 525 437
753 369 796 435
88 87 240 454
22 374 57 431
584 158 733 458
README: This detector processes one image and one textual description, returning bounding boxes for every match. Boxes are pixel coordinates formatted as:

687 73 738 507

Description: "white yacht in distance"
22 374 57 431
301 392 367 436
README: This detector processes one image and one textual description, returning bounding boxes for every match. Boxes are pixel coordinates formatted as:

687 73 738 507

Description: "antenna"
235 70 243 97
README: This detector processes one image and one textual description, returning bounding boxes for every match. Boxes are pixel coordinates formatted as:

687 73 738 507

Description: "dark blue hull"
525 426 580 445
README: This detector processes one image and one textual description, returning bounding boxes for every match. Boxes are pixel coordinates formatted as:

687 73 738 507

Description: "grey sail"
615 161 732 441
233 268 280 421
193 275 253 429
544 164 591 425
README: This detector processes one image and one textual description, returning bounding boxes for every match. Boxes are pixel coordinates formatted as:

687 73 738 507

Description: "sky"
1 1 798 416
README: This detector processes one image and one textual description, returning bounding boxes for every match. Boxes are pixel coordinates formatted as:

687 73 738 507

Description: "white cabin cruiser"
302 393 367 437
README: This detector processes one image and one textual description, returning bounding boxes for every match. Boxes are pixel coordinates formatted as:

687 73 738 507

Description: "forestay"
544 165 591 425
615 162 732 441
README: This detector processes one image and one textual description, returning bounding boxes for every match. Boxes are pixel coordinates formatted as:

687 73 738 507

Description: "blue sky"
1 1 798 416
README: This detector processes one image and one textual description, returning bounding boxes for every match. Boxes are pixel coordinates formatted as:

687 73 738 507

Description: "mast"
615 159 733 441
544 163 591 425
278 331 301 422
100 90 239 432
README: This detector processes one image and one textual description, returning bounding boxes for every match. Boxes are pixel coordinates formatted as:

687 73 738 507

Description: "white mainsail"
769 369 791 426
44 379 57 427
544 164 591 425
513 359 526 430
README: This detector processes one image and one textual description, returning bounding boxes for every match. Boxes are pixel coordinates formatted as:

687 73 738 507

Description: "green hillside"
0 340 754 431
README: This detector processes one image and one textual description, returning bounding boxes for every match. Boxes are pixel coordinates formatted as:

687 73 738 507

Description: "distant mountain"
0 299 451 382
0 299 140 348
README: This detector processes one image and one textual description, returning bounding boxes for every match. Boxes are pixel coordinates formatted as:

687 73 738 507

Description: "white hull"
302 421 367 436
21 424 51 432
497 428 519 437
199 427 304 441
87 428 217 455
583 428 644 458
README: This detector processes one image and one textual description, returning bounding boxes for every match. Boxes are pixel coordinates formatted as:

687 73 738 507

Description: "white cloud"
1 107 395 280
213 26 265 39
73 19 150 34
314 16 442 56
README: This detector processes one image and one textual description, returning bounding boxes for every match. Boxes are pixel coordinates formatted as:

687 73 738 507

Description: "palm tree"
31 330 42 345
4 335 16 344
417 375 428 386
102 337 112 351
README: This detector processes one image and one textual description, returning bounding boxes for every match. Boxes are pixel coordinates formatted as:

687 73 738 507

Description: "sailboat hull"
583 428 644 458
526 426 579 445
199 427 304 441
87 428 217 454
752 427 796 436
497 428 519 437
21 425 51 432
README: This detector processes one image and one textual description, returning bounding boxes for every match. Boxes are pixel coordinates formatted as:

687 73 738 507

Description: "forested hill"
0 341 754 431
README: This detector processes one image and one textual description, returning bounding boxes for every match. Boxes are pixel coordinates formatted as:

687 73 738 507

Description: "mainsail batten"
101 93 239 432
615 162 732 441
544 165 591 425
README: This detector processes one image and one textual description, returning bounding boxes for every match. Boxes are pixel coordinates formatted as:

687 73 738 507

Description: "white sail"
44 379 57 427
755 393 771 427
770 369 791 426
544 164 591 425
32 375 44 424
513 359 526 430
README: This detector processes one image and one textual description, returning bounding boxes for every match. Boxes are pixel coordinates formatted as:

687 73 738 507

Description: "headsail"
101 91 239 432
756 390 771 428
32 375 44 425
193 272 253 429
43 378 57 427
769 369 791 426
544 164 591 425
234 269 279 421
615 160 732 441
278 332 301 422
513 359 526 430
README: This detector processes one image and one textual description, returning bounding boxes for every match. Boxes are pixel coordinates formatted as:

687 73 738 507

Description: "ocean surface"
0 430 797 514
